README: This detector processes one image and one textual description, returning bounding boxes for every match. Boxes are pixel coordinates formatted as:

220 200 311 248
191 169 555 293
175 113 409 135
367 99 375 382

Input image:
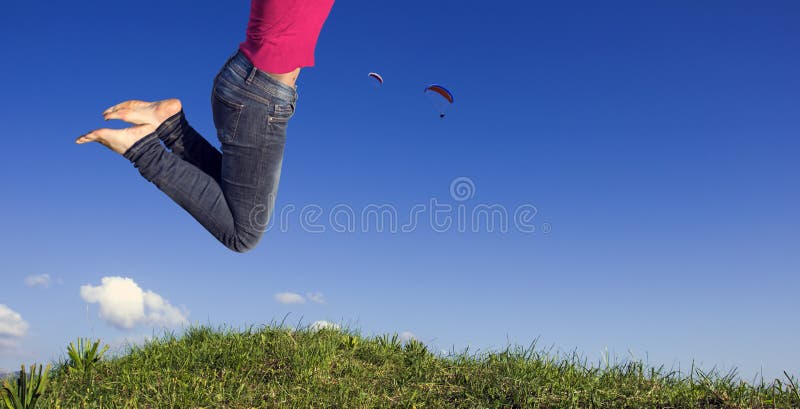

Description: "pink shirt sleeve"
239 0 335 74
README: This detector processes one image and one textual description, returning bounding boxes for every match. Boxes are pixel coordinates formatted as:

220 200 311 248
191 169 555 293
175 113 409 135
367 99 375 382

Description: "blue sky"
1 0 798 380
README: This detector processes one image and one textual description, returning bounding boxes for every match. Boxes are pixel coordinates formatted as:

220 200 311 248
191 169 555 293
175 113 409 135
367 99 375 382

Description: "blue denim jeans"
123 50 297 252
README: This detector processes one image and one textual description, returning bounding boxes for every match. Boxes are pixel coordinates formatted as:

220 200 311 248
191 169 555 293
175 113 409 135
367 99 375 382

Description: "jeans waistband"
226 50 298 105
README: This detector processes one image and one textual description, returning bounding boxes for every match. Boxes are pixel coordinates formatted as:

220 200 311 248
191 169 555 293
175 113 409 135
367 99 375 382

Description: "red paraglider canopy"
424 84 454 104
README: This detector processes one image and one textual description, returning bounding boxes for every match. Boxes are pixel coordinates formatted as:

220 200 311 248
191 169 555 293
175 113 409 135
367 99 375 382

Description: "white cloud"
0 338 18 350
274 292 305 304
274 291 326 304
24 274 51 288
399 331 417 343
309 320 340 331
306 292 326 304
80 277 189 330
142 290 189 328
0 305 28 338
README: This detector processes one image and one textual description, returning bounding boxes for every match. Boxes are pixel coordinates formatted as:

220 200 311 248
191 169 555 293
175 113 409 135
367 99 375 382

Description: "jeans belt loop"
246 66 258 84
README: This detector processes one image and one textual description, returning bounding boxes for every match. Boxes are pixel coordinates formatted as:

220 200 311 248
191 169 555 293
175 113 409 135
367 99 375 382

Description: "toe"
102 100 148 116
78 128 116 142
104 108 152 125
76 131 97 144
103 109 124 121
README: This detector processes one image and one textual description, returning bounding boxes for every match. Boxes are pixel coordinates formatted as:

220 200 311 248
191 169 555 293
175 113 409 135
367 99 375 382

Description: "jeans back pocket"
212 88 244 144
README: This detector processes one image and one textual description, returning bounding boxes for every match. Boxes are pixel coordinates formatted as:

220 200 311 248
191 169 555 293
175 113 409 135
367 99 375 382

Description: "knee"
226 231 263 253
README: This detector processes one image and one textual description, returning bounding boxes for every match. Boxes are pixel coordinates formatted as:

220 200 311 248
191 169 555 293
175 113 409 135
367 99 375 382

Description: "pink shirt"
239 0 335 74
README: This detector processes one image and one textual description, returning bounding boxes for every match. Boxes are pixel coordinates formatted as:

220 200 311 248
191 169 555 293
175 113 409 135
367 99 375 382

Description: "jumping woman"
76 0 335 252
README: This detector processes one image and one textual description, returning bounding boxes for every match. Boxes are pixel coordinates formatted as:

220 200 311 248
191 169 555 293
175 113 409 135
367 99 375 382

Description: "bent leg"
104 99 222 182
157 111 222 184
87 51 296 252
122 129 255 253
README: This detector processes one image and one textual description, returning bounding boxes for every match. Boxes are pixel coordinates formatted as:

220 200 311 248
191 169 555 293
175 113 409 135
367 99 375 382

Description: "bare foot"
75 124 157 155
102 98 182 126
76 99 183 155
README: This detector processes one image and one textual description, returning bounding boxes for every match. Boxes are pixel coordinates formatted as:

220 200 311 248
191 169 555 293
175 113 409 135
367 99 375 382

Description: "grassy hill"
4 325 799 408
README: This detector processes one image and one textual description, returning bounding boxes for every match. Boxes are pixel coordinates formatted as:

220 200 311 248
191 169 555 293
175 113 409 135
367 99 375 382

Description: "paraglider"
363 74 454 119
368 72 384 85
424 84 454 118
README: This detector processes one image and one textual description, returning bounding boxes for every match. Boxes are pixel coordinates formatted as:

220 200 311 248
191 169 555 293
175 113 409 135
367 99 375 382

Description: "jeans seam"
217 76 274 108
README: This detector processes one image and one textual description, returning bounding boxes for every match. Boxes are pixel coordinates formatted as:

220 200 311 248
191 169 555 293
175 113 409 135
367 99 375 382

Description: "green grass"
17 325 800 408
